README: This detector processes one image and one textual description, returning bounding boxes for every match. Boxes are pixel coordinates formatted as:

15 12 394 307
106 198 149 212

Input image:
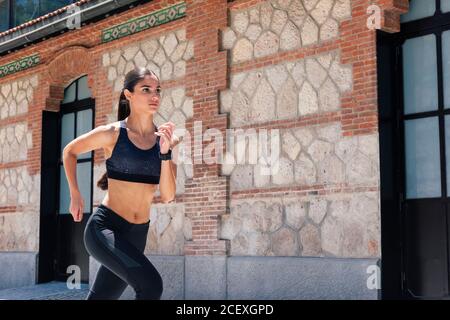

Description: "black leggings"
83 204 163 300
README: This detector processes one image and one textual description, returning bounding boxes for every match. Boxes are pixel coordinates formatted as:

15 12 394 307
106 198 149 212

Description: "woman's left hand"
156 122 175 154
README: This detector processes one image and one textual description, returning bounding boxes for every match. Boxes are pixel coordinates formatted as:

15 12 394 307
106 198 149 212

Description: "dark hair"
97 66 159 190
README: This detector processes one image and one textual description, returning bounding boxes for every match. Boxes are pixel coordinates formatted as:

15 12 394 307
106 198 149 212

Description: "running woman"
62 67 181 300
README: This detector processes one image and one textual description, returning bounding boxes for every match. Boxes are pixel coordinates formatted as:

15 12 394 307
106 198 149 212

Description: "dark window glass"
40 0 73 16
14 0 40 26
14 0 74 28
0 0 10 32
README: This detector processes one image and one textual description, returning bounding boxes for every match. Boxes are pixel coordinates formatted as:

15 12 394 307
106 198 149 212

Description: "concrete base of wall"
0 252 380 299
89 255 380 300
227 256 380 300
0 252 37 290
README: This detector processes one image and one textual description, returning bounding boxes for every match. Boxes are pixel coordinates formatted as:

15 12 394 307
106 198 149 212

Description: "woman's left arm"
158 123 182 203
159 146 178 203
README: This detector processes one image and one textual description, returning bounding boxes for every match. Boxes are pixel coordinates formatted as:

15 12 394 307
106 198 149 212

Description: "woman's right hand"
69 190 84 222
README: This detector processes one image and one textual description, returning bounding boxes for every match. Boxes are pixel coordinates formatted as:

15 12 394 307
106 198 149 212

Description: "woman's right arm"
62 124 115 222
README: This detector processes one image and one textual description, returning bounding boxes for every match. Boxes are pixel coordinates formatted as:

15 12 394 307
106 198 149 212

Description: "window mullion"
9 0 13 29
437 31 447 198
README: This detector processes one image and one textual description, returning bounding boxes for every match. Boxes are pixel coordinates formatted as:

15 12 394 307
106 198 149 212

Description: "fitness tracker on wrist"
159 149 172 161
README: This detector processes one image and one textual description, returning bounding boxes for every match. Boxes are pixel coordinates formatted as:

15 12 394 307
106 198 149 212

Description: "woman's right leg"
86 265 127 300
83 206 163 300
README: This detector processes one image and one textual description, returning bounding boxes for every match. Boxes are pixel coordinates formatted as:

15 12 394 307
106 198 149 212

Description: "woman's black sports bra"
106 120 161 184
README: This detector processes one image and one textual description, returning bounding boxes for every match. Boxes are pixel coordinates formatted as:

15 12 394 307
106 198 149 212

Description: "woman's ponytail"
117 89 131 121
96 89 132 190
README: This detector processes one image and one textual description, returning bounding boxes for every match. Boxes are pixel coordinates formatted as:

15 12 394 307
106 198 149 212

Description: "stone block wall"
218 0 382 259
221 191 379 257
0 76 38 120
220 51 352 125
0 75 40 251
223 0 351 64
223 122 379 190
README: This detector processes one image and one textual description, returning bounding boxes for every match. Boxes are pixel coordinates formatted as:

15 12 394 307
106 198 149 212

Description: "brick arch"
44 46 95 111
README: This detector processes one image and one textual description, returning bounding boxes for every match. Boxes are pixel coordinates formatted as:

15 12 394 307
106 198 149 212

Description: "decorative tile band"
0 54 40 78
101 2 186 43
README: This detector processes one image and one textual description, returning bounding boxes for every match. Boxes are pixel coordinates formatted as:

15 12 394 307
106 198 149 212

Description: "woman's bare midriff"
100 121 158 224
101 178 157 224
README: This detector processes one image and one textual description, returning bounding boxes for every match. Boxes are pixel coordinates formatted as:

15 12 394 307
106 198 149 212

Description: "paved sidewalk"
0 281 89 300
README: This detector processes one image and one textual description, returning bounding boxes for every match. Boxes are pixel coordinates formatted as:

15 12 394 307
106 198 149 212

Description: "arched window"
54 75 94 282
58 75 94 215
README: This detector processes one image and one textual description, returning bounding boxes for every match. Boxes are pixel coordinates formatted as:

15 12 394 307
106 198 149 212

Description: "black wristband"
159 149 172 161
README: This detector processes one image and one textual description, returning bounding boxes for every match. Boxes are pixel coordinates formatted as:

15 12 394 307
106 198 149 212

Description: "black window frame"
398 0 450 201
378 0 450 300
